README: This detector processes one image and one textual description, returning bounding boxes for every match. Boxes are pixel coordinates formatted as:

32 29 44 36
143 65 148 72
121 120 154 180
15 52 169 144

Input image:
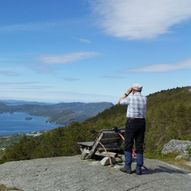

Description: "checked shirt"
119 92 147 118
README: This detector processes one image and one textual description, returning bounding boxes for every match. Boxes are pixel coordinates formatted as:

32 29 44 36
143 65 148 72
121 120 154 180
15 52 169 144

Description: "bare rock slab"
0 156 191 191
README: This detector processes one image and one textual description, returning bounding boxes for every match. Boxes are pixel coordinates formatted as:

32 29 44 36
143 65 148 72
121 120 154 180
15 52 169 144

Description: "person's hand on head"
126 87 133 94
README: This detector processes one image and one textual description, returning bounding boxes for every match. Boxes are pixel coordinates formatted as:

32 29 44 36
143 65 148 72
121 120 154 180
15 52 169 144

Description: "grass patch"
0 184 23 191
163 160 191 172
145 151 191 172
188 146 191 155
145 150 177 160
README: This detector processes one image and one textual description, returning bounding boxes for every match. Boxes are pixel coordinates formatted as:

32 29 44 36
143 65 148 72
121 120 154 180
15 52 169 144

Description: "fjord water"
0 112 58 136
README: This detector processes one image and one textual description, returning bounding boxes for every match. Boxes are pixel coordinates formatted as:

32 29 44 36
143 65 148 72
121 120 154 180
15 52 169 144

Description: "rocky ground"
0 155 191 191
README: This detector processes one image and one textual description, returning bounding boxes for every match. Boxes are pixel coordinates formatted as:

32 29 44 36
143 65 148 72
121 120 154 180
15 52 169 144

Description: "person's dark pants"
124 118 145 169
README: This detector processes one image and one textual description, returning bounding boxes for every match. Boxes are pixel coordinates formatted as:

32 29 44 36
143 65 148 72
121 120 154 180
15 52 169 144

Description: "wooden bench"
77 128 125 161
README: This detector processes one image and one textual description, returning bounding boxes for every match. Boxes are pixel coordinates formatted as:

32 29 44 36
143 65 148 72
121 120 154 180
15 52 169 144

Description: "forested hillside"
1 87 191 162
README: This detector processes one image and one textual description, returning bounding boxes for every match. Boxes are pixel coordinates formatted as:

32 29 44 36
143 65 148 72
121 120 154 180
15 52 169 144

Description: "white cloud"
0 82 39 85
91 0 191 40
39 51 99 65
0 81 52 91
0 70 19 76
0 19 87 32
62 77 80 81
102 75 126 79
128 59 191 72
79 38 91 44
0 22 57 32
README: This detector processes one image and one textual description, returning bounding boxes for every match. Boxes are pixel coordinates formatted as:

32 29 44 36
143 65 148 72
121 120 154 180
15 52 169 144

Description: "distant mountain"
0 101 113 125
2 86 190 163
0 99 49 106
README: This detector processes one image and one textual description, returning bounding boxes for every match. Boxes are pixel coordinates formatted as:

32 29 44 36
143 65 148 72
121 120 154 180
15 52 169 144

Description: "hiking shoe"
136 167 142 175
120 167 132 174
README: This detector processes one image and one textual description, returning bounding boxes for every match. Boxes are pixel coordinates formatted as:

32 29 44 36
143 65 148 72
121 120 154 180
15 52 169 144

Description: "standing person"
118 84 147 175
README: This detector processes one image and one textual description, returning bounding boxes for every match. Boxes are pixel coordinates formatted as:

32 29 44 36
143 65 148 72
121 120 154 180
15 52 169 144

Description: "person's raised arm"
117 87 133 105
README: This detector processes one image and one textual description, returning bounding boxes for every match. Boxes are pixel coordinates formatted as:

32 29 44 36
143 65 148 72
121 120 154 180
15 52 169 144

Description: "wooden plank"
101 137 121 141
98 128 125 132
100 139 121 145
101 141 121 146
77 141 94 147
102 132 123 139
95 151 118 158
87 132 104 159
97 148 122 152
94 141 121 149
102 135 120 140
79 128 125 159
100 146 121 150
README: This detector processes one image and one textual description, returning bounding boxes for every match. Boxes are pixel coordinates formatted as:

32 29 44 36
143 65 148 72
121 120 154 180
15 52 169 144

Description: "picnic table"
77 128 125 163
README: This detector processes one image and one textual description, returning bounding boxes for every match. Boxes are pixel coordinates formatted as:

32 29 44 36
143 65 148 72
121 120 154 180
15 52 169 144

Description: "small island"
25 116 32 120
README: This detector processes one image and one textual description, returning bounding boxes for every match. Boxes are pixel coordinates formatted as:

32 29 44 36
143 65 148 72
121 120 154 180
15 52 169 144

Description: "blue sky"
0 0 191 103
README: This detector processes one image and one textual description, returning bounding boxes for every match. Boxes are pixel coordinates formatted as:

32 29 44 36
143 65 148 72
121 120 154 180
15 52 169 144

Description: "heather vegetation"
1 87 191 163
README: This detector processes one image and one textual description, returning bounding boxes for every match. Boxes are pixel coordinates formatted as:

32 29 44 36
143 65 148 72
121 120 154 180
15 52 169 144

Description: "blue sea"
0 112 58 136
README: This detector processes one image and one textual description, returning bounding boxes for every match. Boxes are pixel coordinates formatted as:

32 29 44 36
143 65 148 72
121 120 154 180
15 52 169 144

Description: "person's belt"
127 117 145 120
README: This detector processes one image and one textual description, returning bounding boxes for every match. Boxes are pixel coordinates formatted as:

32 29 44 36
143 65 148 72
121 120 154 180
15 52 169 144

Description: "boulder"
161 139 191 155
